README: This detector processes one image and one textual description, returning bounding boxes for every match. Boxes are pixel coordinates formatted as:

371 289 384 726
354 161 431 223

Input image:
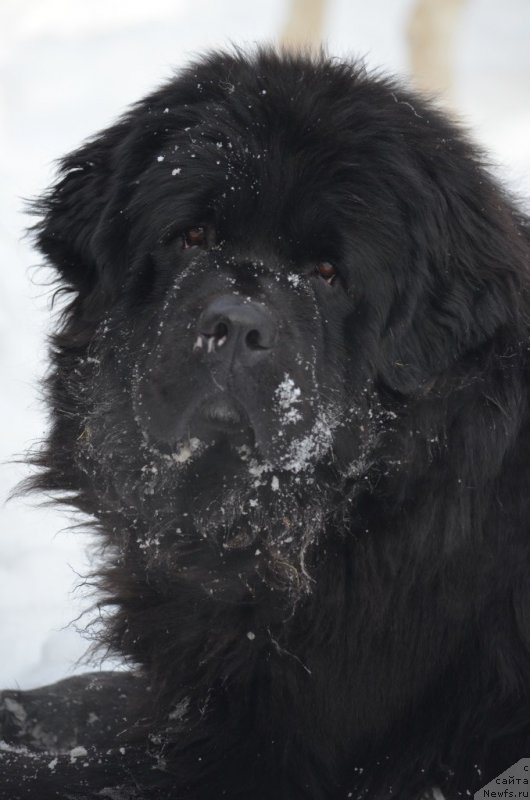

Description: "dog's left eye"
316 261 337 285
182 227 207 249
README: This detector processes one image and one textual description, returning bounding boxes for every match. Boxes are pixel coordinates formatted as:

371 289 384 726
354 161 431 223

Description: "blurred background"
1 0 529 690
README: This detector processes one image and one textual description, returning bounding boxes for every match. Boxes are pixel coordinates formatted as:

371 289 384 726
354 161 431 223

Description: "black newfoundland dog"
2 49 530 800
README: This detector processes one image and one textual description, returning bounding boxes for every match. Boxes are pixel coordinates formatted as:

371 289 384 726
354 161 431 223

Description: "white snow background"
0 0 529 690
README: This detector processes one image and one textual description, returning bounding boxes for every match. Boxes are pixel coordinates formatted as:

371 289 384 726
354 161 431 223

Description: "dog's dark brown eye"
316 261 337 284
182 227 206 249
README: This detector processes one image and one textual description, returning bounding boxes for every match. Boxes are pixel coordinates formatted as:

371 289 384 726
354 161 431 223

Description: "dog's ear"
378 121 530 394
32 119 134 296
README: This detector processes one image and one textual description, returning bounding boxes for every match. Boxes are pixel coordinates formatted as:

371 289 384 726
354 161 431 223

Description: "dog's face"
35 51 522 593
130 184 367 472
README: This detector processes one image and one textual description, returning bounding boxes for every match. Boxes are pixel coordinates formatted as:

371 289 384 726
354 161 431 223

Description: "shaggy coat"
2 49 530 800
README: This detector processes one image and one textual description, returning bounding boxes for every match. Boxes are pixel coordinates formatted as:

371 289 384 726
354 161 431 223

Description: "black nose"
195 295 276 365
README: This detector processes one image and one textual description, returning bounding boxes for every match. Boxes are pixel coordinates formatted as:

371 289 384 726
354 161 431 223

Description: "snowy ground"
0 0 529 690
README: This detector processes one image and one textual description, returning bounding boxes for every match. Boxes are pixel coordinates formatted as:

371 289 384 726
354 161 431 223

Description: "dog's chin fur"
18 47 530 798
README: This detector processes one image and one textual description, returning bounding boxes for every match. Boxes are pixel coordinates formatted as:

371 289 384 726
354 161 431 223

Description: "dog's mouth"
199 395 245 431
183 393 255 449
136 366 332 471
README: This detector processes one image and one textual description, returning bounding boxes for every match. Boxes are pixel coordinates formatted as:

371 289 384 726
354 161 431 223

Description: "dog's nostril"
245 329 263 350
213 321 229 342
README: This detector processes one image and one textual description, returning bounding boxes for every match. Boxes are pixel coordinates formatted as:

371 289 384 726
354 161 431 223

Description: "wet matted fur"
4 49 530 799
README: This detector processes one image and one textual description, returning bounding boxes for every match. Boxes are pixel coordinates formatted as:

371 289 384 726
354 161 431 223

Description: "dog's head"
33 50 528 592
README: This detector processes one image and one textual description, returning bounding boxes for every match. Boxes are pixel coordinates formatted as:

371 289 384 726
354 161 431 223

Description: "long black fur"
5 48 530 799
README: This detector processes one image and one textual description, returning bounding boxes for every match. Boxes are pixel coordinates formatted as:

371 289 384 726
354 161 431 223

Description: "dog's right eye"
182 227 207 249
